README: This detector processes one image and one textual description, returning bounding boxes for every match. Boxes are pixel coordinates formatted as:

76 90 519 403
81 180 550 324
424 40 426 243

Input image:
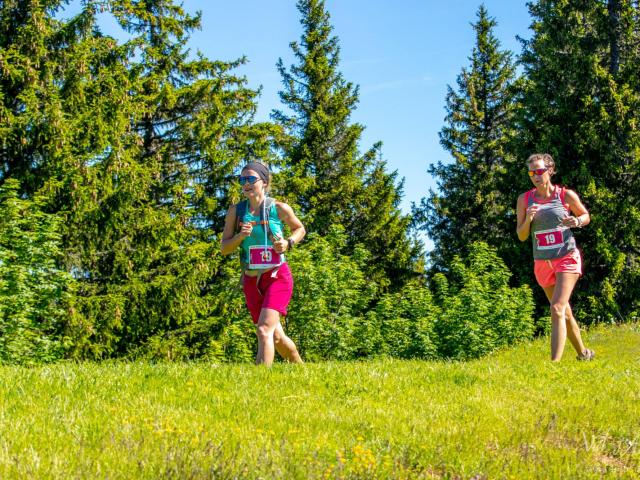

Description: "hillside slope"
1 324 638 479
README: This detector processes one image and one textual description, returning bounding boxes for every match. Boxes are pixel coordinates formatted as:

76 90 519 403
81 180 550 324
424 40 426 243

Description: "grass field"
1 324 638 479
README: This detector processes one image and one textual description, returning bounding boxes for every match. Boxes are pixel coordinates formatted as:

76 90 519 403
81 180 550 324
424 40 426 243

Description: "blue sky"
63 1 532 244
184 1 532 213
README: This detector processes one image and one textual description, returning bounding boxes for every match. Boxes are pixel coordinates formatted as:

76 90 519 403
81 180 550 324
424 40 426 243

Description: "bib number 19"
261 249 272 262
248 245 282 269
534 228 564 250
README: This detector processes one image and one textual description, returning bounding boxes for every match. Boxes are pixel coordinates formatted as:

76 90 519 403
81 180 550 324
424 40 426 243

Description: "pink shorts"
534 249 582 288
242 263 293 324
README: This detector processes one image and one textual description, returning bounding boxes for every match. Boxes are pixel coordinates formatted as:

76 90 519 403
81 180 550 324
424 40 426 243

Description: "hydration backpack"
235 197 276 270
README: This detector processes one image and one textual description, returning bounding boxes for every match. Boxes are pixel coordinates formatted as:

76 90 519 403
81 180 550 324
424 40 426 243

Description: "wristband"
576 216 583 228
287 238 295 250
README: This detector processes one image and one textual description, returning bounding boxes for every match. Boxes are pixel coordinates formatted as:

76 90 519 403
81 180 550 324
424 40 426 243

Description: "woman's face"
240 169 266 198
528 159 551 187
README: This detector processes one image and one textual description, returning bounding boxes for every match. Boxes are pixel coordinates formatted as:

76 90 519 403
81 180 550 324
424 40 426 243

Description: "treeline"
413 2 640 325
1 0 638 364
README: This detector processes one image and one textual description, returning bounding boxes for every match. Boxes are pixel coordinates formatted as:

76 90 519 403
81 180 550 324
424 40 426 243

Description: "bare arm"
516 193 537 242
272 202 306 254
220 205 252 255
560 189 590 229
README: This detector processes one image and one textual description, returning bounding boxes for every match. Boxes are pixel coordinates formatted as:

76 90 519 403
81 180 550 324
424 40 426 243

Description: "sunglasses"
238 175 260 185
528 168 548 177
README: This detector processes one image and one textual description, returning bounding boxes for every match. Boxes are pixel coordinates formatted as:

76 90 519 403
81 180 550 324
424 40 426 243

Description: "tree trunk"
608 0 621 75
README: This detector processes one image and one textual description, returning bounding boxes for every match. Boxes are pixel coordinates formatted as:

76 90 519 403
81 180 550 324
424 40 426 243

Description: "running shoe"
577 348 595 361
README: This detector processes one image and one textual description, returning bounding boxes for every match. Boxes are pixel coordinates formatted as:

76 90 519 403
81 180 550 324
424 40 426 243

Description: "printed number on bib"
534 227 564 250
248 245 283 269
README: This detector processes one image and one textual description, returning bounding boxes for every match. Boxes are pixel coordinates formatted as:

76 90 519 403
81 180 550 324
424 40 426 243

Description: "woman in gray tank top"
516 154 594 362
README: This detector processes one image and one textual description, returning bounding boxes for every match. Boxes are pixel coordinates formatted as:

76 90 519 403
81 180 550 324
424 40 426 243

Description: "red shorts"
534 249 582 288
242 263 294 324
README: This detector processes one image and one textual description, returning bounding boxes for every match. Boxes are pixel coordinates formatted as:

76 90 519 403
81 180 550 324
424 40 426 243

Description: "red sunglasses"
528 168 548 177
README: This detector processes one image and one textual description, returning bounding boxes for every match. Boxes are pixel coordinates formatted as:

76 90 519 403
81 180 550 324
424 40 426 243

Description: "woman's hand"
561 215 581 229
271 235 289 254
274 202 306 250
238 222 253 238
563 189 590 229
525 204 538 222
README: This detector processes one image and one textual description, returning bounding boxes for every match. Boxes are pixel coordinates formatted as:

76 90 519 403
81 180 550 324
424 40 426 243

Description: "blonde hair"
527 153 556 175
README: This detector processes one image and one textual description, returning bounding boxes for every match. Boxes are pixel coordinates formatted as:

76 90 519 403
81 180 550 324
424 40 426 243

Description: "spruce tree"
0 0 148 356
0 179 75 364
109 0 278 232
414 6 519 273
63 0 273 357
274 0 419 286
1 0 282 359
1 0 81 191
518 0 640 320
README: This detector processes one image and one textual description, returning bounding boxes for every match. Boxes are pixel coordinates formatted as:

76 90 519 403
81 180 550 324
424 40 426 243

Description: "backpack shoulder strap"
236 198 276 233
261 197 274 218
235 200 248 232
260 197 275 237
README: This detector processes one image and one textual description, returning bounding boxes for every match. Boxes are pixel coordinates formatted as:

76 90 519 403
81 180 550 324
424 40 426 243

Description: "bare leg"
564 304 587 355
542 283 587 357
273 320 303 363
542 272 580 361
255 308 280 366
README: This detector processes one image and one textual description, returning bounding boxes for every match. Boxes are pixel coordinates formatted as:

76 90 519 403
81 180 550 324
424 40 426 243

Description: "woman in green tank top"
516 153 594 362
221 162 306 366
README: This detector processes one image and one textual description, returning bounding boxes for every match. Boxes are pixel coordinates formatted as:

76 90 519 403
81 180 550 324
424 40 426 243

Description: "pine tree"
62 0 275 357
518 0 640 320
0 0 148 356
273 0 420 286
1 0 82 190
109 0 279 232
1 0 286 359
351 144 422 287
0 179 76 364
414 6 520 272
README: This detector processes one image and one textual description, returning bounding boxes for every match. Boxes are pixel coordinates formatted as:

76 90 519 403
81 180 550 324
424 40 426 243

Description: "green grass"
1 324 639 479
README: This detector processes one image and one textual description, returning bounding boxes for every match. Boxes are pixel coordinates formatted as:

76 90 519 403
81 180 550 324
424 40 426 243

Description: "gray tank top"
527 186 576 260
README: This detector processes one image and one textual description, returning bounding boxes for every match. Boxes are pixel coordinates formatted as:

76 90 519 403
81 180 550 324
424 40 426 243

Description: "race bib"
248 245 283 269
534 227 564 250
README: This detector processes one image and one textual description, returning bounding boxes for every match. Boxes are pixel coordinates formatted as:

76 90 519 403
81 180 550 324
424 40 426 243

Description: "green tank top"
239 201 285 267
